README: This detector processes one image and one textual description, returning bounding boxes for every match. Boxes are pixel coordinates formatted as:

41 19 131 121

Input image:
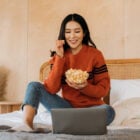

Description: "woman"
14 13 115 131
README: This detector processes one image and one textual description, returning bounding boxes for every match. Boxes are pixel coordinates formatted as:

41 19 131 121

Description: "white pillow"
110 79 140 105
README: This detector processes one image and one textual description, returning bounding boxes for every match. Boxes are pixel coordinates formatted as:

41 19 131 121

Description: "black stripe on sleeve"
93 64 108 74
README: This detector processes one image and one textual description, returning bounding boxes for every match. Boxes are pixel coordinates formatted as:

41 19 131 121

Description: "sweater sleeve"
43 55 65 94
80 51 110 98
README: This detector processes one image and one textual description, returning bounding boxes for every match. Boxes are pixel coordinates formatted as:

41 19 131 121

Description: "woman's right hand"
55 40 65 58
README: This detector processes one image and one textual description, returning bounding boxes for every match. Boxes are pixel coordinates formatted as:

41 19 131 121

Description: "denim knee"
94 104 115 125
22 81 44 110
105 105 115 125
27 81 43 90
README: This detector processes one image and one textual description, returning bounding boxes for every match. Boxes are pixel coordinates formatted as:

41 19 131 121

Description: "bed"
0 58 140 140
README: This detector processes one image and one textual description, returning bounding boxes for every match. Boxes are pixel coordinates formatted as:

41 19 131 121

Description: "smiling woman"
10 13 115 132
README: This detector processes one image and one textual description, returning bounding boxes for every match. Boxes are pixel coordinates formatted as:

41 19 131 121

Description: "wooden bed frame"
40 58 140 105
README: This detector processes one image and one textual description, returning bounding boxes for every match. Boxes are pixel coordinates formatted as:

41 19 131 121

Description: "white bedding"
0 109 52 129
110 79 140 105
111 97 140 128
0 98 140 130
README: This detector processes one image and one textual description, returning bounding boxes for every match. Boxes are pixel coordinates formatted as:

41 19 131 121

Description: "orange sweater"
44 45 110 108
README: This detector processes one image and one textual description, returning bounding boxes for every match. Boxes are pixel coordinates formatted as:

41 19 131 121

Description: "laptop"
51 107 107 135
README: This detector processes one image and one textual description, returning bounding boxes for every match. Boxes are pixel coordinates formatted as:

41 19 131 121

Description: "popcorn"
65 68 89 84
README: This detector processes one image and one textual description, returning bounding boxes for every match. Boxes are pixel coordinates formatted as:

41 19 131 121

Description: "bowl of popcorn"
65 68 89 84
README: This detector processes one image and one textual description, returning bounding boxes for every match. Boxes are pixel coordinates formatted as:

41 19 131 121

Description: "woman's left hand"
65 79 88 90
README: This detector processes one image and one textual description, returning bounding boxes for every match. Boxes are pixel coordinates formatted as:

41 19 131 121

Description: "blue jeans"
22 82 115 125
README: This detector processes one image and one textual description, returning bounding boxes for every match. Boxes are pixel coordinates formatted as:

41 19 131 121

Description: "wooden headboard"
40 59 140 104
106 59 140 79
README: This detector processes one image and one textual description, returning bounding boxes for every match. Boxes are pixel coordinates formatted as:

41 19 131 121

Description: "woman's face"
65 21 84 54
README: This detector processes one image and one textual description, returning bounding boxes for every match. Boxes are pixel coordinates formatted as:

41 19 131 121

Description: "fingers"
66 79 87 90
56 40 65 48
55 40 65 58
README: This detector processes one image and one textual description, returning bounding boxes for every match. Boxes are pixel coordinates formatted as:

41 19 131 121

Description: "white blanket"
111 97 140 128
0 110 52 128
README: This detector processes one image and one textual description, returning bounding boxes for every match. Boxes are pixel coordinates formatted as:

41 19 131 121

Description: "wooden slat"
106 58 140 64
0 101 22 114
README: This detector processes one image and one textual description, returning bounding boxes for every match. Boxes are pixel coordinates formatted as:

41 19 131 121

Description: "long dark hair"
51 13 96 56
